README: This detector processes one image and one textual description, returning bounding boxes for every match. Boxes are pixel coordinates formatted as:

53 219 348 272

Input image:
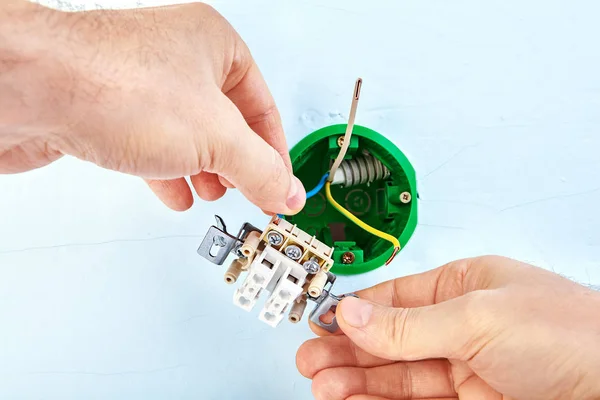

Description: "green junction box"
287 124 418 275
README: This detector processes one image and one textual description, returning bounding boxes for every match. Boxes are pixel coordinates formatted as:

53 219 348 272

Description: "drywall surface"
1 0 599 399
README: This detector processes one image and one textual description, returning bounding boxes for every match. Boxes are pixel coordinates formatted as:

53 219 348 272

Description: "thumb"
208 97 306 215
336 295 489 362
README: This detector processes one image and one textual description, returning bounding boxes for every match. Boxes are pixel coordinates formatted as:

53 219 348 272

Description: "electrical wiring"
324 181 400 265
280 168 401 264
328 78 362 182
281 78 401 265
306 173 329 199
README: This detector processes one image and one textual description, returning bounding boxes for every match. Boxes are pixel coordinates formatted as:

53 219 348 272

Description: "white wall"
1 0 599 398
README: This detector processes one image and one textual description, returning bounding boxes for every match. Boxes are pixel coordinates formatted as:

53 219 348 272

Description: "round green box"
287 124 418 275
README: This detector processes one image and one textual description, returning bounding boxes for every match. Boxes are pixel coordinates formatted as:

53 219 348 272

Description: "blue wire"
277 172 329 218
306 173 329 199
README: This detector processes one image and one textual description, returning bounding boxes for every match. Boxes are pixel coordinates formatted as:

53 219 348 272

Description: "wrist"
0 1 76 140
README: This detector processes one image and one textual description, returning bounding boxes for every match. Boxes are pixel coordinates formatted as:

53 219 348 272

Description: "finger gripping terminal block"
198 215 352 332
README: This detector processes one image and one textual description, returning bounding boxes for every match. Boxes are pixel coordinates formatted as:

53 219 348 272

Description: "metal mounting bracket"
309 291 358 333
197 215 261 265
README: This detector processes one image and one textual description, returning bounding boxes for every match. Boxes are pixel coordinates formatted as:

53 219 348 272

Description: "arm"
0 1 305 214
0 1 68 140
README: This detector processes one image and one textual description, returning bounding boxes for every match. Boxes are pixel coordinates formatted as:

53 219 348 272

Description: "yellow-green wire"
325 182 400 264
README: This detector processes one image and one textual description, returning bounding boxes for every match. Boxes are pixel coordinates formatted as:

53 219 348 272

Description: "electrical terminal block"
259 217 334 272
198 215 353 332
233 247 281 312
257 260 306 327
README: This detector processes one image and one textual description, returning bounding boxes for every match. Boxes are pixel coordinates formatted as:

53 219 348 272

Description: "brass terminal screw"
337 136 345 147
341 252 355 264
400 192 412 204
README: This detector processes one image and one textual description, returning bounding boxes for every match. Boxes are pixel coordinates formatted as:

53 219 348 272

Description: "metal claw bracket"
309 291 358 333
197 215 261 265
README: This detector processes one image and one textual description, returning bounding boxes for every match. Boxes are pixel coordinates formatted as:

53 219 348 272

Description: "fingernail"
340 297 372 328
286 175 305 211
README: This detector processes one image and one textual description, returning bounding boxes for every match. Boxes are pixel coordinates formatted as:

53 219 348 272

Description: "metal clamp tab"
197 215 262 265
309 291 358 333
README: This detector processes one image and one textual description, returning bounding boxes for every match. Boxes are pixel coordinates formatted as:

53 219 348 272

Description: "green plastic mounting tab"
327 135 359 159
287 124 418 275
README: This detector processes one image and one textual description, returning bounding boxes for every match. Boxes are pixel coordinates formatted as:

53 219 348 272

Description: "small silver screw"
284 245 303 261
213 235 226 247
266 231 283 246
400 192 412 204
303 258 320 274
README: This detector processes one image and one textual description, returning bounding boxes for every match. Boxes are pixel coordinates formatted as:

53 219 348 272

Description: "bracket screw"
400 192 412 204
213 235 226 247
337 136 345 147
341 252 355 264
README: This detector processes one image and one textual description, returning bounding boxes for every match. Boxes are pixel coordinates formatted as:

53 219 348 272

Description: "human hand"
297 256 600 400
0 1 305 214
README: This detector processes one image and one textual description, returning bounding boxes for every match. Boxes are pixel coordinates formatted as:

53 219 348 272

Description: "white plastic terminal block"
233 248 281 311
259 263 307 327
198 214 344 329
226 216 336 328
233 245 309 327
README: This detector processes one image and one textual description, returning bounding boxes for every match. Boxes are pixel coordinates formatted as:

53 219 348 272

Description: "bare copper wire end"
385 247 400 266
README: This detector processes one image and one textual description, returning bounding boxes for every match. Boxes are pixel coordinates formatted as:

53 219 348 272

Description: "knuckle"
312 368 357 400
387 308 413 356
244 102 278 127
311 369 337 400
266 147 286 186
201 128 233 173
433 258 477 303
203 135 226 172
245 147 285 199
397 363 413 400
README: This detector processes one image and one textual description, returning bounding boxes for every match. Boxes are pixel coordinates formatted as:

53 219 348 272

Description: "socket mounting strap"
309 291 358 333
197 215 261 265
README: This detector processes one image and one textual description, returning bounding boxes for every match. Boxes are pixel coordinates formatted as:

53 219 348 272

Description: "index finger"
224 55 292 171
